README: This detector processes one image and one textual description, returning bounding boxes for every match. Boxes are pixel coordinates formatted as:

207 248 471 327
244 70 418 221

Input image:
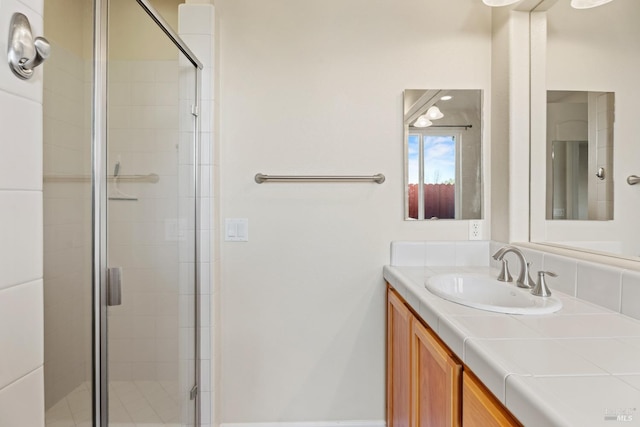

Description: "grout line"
0 188 42 192
0 364 42 393
0 277 43 294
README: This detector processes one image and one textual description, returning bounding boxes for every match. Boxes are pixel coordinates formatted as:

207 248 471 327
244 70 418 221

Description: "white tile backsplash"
425 242 457 266
576 262 622 312
454 241 490 267
622 270 640 321
390 241 426 266
541 254 577 296
390 240 489 267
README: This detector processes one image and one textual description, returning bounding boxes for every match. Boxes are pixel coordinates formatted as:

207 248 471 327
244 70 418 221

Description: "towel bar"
255 173 385 184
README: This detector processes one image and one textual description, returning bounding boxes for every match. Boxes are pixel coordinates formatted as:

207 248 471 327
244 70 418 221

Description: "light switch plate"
225 218 248 242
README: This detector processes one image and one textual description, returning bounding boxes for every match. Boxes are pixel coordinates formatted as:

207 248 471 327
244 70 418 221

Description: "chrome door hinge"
190 384 198 400
191 105 199 117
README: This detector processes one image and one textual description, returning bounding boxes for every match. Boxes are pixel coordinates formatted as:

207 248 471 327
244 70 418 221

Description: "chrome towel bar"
255 173 385 184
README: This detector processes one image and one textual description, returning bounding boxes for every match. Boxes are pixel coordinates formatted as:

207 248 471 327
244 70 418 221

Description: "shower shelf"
44 173 160 183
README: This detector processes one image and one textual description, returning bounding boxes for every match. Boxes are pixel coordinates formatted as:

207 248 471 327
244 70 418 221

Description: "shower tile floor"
45 380 182 426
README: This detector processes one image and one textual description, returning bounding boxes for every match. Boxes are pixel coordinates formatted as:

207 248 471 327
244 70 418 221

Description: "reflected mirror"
547 90 614 221
404 89 483 220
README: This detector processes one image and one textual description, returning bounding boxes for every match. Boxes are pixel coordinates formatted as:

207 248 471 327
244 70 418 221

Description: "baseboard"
220 421 386 427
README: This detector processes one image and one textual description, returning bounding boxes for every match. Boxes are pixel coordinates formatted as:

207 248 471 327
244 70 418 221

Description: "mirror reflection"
530 0 640 258
404 89 483 220
547 90 614 221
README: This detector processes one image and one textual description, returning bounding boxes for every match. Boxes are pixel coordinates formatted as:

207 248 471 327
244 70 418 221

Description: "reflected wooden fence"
408 184 455 219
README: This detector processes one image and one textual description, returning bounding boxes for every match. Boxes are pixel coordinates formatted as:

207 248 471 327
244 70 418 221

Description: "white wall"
217 0 491 423
0 0 45 425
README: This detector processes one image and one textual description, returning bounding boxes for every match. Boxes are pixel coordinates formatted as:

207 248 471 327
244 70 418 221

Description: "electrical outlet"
469 220 482 240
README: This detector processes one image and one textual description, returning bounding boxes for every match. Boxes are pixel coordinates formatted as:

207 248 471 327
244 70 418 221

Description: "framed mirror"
403 89 483 220
530 0 640 258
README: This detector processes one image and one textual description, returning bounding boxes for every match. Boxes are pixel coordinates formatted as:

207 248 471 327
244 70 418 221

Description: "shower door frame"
92 0 203 425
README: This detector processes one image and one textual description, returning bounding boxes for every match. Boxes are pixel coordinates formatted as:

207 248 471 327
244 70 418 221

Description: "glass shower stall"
42 0 201 425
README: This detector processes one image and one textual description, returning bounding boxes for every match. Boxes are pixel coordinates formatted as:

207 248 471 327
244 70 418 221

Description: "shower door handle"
107 267 122 306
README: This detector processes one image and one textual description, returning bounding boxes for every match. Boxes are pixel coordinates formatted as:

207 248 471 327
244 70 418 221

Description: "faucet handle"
497 259 513 282
531 271 557 297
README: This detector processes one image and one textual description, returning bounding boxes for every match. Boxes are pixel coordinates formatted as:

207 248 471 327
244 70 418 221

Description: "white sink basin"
425 273 562 315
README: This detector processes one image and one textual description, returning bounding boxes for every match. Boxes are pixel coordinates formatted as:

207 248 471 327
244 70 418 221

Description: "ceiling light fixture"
482 0 520 7
440 95 452 101
413 116 433 128
570 0 614 9
426 106 444 120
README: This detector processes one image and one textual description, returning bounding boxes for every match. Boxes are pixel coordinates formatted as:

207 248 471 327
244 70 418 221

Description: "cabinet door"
388 287 412 427
412 317 462 427
462 372 521 427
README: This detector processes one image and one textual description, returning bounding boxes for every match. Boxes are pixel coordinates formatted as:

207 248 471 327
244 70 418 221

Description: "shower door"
43 0 201 425
104 0 200 425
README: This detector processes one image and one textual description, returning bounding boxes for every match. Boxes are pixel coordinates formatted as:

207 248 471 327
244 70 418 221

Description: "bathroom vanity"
387 285 521 426
384 241 640 427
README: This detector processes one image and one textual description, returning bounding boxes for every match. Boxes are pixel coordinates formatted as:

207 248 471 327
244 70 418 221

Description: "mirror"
403 89 483 220
530 1 640 258
547 90 614 221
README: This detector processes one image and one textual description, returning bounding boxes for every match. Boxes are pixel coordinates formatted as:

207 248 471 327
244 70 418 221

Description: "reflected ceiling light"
570 0 614 9
440 95 452 101
482 0 520 6
413 116 433 128
426 106 444 120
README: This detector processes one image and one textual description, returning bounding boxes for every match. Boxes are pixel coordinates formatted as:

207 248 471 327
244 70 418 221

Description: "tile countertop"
383 265 640 427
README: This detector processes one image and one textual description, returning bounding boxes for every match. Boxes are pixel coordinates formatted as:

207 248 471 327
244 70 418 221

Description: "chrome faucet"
492 245 534 289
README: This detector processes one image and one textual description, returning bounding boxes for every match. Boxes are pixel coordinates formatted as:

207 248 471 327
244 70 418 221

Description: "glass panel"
43 0 94 425
107 0 197 425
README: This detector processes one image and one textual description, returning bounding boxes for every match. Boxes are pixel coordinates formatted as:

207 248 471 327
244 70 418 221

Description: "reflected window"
408 132 459 219
403 89 483 220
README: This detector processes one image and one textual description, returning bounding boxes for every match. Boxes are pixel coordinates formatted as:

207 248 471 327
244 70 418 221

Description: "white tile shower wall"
179 4 215 426
0 0 45 424
390 241 490 267
108 58 181 386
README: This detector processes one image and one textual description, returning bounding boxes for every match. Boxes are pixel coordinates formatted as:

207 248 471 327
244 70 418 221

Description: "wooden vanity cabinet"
387 285 521 427
387 287 461 427
412 314 462 427
462 371 522 427
387 287 412 427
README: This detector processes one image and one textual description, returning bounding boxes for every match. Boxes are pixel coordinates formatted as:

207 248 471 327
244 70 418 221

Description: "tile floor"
45 380 183 426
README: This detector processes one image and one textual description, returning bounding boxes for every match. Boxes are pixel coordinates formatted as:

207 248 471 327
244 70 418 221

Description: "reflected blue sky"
407 134 455 184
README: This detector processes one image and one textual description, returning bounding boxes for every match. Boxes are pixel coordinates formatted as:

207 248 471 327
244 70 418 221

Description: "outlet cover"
469 220 482 241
